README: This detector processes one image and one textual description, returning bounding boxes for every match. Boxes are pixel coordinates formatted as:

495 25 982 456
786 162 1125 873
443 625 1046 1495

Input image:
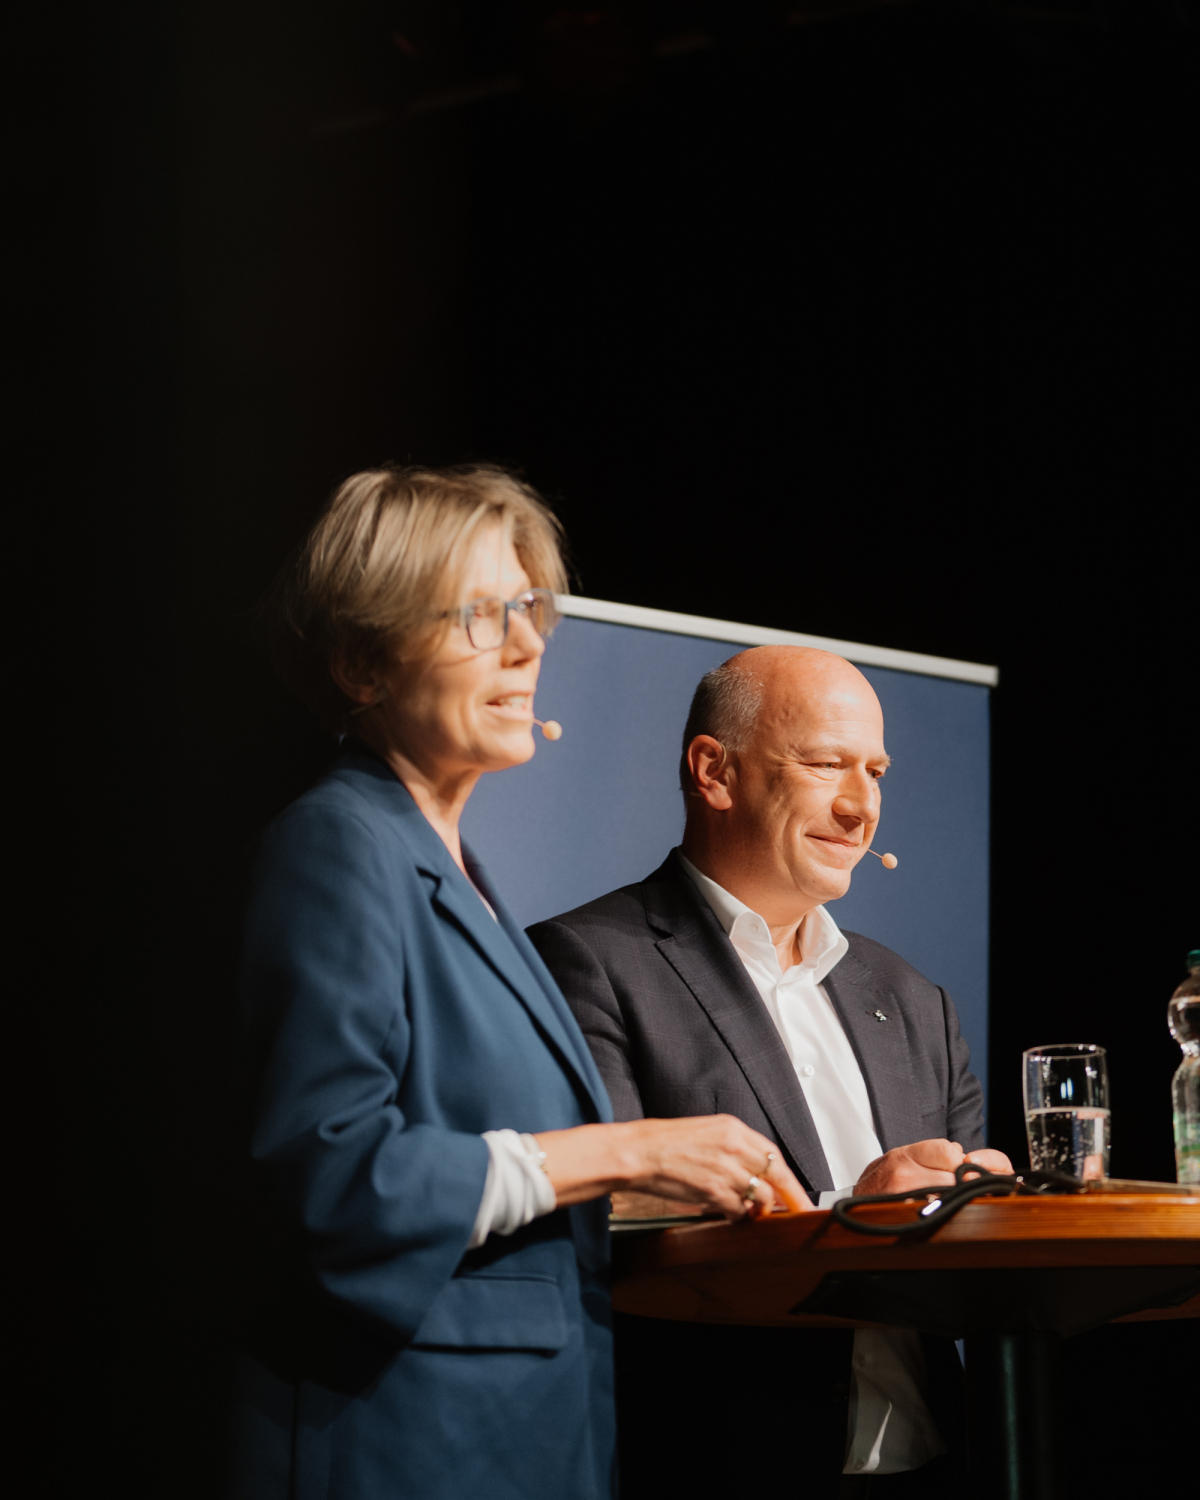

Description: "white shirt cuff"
468 1130 558 1248
818 1185 855 1208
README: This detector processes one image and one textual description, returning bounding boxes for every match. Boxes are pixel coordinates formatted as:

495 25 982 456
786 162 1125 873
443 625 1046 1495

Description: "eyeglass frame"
435 588 561 652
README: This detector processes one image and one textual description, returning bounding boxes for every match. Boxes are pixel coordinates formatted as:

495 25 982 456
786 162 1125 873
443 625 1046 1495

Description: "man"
528 646 1010 1498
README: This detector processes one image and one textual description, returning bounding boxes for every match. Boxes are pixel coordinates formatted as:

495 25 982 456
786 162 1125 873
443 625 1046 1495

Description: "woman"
232 464 809 1500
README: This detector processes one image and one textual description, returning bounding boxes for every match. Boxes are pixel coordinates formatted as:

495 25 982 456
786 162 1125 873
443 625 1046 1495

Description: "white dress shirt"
678 853 946 1477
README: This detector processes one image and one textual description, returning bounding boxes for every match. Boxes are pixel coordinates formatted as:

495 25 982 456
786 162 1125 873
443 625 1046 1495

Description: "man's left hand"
853 1139 1014 1196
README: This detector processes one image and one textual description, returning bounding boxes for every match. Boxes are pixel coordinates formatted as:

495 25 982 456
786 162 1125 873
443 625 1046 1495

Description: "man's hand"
853 1139 1013 1196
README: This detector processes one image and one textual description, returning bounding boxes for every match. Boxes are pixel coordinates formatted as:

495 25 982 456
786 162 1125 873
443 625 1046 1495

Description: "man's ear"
330 652 381 709
686 736 735 811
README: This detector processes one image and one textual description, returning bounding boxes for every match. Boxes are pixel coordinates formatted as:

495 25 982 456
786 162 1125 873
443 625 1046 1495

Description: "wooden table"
612 1192 1200 1499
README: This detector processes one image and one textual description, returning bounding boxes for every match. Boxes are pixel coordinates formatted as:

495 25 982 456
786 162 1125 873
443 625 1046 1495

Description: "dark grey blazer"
527 849 985 1198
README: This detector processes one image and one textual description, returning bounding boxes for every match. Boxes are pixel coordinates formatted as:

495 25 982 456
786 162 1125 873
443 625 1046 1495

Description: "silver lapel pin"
872 1009 888 1023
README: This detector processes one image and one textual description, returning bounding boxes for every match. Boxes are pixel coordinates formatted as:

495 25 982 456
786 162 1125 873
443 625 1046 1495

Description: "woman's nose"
502 608 545 663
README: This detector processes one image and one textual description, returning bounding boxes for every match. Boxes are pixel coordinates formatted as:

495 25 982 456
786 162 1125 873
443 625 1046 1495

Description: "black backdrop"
29 2 1196 1495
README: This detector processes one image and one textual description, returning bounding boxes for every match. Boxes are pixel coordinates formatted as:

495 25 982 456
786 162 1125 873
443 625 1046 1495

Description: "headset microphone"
867 848 898 870
534 718 563 741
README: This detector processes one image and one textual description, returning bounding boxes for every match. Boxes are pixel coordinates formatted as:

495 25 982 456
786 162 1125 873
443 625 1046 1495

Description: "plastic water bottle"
1168 950 1200 1184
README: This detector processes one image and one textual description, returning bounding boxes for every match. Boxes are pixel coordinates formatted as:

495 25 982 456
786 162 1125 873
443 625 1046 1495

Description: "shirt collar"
677 849 848 985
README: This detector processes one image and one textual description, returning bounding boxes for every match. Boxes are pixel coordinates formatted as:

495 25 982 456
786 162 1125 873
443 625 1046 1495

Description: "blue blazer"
231 744 615 1500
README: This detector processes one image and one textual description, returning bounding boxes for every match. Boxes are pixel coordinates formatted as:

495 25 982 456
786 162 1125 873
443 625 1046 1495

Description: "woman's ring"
761 1151 776 1176
743 1175 760 1203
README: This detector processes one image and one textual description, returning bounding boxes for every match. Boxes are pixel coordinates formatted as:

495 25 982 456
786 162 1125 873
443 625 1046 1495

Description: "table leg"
964 1331 1062 1500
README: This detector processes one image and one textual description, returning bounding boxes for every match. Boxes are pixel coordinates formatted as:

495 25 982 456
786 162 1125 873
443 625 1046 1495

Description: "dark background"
30 1 1196 1495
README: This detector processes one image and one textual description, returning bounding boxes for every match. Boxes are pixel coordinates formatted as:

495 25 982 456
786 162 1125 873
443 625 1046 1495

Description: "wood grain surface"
611 1195 1200 1329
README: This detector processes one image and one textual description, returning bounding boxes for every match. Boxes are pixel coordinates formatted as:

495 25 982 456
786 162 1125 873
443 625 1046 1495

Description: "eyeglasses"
439 588 560 652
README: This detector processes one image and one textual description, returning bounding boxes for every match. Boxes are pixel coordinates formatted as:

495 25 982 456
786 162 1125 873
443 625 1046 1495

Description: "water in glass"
1023 1043 1109 1180
1025 1107 1110 1179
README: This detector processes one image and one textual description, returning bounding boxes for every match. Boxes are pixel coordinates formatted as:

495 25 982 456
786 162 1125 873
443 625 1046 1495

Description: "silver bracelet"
519 1133 549 1175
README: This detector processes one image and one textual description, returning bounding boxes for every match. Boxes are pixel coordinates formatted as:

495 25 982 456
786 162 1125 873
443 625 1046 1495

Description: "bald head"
680 645 890 924
743 643 877 703
680 646 883 796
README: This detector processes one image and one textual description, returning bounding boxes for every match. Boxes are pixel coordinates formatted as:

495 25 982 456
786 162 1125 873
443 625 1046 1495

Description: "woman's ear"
686 736 735 811
330 652 380 709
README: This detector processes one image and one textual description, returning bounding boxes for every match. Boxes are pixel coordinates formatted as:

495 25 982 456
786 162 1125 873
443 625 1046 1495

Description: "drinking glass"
1022 1043 1110 1180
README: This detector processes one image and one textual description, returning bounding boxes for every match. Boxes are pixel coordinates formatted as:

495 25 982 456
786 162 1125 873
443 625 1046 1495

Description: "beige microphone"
534 718 562 741
867 848 898 869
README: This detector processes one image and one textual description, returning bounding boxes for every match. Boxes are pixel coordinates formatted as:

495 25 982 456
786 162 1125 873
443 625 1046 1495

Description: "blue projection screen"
462 612 992 1109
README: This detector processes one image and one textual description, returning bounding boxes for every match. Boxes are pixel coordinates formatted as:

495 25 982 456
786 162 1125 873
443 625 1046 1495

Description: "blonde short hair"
269 464 568 733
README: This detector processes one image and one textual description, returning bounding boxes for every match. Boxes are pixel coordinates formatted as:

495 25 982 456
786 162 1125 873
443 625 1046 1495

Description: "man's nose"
831 773 880 822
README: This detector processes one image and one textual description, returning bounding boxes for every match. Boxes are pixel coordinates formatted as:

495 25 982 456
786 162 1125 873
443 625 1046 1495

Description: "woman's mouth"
486 694 532 716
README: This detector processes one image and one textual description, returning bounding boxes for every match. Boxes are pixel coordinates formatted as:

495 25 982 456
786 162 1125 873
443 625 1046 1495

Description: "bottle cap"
1189 950 1200 971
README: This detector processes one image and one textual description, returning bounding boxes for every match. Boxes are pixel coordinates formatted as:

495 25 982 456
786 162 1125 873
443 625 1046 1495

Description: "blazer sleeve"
940 986 986 1153
525 919 646 1122
240 798 490 1342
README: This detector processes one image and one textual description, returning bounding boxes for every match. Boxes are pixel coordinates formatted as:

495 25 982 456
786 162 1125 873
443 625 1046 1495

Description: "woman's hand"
534 1116 814 1220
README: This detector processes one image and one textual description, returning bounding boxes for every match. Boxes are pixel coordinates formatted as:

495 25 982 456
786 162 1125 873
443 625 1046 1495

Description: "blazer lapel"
332 745 608 1123
464 850 613 1124
646 856 835 1195
427 861 608 1119
822 949 924 1153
